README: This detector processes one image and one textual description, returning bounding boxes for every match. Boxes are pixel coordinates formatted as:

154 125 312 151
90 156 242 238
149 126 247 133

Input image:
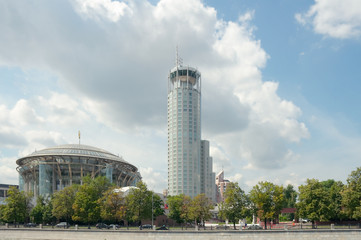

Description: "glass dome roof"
17 144 129 164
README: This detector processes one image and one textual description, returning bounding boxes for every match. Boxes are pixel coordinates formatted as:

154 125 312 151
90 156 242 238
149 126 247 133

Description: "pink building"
216 170 230 203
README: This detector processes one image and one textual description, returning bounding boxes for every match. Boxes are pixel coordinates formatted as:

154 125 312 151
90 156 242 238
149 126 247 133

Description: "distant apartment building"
201 140 216 202
216 170 230 203
0 184 19 205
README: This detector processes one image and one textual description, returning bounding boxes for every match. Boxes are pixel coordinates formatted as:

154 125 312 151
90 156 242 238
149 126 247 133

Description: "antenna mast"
78 130 81 145
175 45 183 67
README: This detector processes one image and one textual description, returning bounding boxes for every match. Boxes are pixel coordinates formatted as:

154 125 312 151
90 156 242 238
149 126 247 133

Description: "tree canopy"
2 186 32 224
52 184 78 222
219 182 250 229
98 187 126 223
249 181 284 229
297 179 344 225
189 193 214 226
125 181 164 225
72 176 112 224
342 167 361 220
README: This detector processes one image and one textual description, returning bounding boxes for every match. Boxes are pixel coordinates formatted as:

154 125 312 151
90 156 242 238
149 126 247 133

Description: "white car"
247 224 262 230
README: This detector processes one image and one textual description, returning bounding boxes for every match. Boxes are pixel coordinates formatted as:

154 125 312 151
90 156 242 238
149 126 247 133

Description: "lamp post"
151 191 154 229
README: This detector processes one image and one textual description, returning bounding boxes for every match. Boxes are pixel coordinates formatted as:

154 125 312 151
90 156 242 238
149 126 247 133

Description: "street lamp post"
151 191 154 229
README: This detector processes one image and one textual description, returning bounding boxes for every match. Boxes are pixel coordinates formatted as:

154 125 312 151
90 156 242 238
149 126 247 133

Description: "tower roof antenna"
175 45 183 67
78 130 81 145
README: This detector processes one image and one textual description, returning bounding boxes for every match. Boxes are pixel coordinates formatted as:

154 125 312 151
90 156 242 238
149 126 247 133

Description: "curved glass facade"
16 144 141 198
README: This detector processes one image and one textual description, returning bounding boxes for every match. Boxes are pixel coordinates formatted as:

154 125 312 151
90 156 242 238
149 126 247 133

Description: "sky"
1 0 361 193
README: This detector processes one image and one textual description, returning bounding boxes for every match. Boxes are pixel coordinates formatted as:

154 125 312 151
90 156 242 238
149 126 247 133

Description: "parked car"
96 223 109 229
24 223 37 227
140 224 152 230
247 224 262 230
215 225 230 230
156 225 168 230
108 224 120 229
56 222 70 228
300 218 310 223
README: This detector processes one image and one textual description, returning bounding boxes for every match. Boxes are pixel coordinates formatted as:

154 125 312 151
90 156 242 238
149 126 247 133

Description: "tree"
167 194 185 224
2 187 33 225
125 181 164 225
31 196 46 224
219 182 250 229
52 185 78 222
72 176 112 224
189 193 214 226
283 184 297 208
249 181 284 229
42 197 55 224
99 187 126 223
180 195 193 225
342 167 361 220
297 179 343 226
168 194 194 225
281 184 298 221
0 204 5 222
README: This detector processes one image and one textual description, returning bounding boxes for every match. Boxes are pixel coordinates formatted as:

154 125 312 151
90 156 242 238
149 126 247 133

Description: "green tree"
72 176 112 224
297 179 343 226
0 204 5 222
342 167 361 220
180 195 193 224
249 181 284 229
281 184 298 221
167 194 185 224
99 187 126 223
42 197 55 224
189 193 214 226
125 181 164 225
31 196 46 224
283 184 297 208
52 185 78 222
325 180 344 221
219 182 250 229
2 187 33 225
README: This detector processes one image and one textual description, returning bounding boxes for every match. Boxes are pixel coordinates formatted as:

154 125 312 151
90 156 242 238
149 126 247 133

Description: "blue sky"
1 0 361 193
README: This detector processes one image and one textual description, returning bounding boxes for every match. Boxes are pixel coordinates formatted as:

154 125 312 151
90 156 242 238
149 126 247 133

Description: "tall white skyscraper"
167 56 215 199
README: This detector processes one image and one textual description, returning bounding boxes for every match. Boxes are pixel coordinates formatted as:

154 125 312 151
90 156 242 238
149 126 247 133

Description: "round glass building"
16 144 141 197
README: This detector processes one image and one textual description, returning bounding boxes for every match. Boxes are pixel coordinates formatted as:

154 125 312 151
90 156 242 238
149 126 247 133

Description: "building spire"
175 45 183 67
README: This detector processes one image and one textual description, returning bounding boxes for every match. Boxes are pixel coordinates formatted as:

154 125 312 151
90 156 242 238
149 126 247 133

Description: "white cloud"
72 0 133 22
228 173 243 183
0 0 310 189
38 92 90 125
296 0 361 39
139 167 166 191
0 157 18 184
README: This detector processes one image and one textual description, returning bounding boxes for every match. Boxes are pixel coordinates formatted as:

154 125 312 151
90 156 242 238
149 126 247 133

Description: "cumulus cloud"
0 0 309 188
72 0 133 22
296 0 361 39
139 167 166 191
37 92 90 125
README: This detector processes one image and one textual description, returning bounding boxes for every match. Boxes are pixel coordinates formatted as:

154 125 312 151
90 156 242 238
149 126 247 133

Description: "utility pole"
151 191 154 229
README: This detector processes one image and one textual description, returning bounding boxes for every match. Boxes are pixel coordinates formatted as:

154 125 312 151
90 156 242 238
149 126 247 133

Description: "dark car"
140 224 152 230
96 223 109 229
156 225 168 230
24 223 37 227
56 222 70 228
108 224 120 229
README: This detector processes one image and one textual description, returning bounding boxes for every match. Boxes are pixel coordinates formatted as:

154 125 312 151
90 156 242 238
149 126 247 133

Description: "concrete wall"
1 229 361 240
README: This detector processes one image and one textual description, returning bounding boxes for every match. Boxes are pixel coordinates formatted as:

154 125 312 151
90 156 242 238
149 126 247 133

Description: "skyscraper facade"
167 59 215 200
